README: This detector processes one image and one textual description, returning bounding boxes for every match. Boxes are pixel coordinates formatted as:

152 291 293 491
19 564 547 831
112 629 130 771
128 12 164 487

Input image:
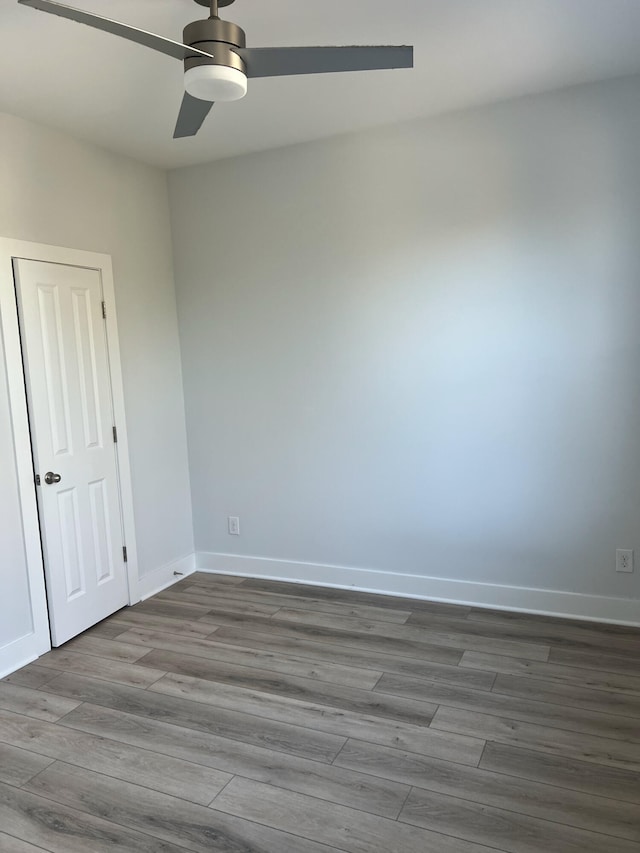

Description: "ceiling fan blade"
237 45 413 79
174 93 214 139
18 0 213 62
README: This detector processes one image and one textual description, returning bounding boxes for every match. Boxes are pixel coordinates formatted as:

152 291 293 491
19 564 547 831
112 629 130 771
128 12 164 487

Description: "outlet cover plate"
616 549 634 573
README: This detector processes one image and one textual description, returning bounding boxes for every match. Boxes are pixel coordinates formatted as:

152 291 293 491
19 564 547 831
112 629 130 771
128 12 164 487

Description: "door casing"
0 238 139 665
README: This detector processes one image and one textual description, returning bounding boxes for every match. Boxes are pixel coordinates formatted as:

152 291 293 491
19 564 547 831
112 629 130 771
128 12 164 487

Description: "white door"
13 259 129 646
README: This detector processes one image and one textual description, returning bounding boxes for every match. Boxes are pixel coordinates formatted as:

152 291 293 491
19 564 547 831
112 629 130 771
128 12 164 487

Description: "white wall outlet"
228 516 240 536
616 549 634 573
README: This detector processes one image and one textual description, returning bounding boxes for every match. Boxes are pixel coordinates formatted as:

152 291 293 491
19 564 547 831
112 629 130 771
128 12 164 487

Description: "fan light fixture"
17 0 413 139
184 64 247 102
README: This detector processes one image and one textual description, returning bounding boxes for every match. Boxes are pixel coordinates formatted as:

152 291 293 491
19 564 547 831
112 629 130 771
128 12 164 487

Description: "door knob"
44 472 62 485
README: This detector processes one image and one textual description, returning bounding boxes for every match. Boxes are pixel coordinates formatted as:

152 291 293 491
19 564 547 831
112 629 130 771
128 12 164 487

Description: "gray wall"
0 113 193 656
169 74 640 601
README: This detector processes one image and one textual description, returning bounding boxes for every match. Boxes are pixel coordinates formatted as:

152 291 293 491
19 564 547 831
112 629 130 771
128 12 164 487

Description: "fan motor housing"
183 18 246 74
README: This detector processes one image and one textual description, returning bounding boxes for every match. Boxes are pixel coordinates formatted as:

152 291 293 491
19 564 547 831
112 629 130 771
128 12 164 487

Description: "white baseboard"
197 552 640 626
0 631 50 680
137 553 196 601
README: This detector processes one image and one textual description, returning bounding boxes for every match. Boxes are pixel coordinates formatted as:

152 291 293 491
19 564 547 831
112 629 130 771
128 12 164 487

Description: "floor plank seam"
329 738 349 766
143 669 170 690
2 831 54 853
487 671 498 691
17 758 60 792
475 737 488 768
206 772 237 807
370 670 384 690
393 775 414 822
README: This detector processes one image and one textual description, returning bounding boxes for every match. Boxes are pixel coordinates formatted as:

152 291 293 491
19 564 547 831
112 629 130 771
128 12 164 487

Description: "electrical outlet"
228 516 240 536
616 549 634 573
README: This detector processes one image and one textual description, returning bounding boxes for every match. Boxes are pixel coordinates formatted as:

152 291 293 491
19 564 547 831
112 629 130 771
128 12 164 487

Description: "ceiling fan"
18 0 414 139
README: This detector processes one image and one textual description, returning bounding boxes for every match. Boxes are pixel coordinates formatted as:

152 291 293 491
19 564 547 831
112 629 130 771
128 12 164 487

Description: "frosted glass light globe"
185 65 248 102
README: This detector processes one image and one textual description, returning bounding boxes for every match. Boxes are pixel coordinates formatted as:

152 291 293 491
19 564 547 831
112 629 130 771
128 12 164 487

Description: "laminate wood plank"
115 627 382 689
61 702 410 819
0 709 231 806
180 572 246 586
399 785 640 853
131 599 214 619
82 620 131 640
491 672 640 718
150 670 482 764
334 739 640 841
181 584 413 624
2 665 57 690
460 650 640 696
0 832 51 853
211 775 500 853
468 607 640 637
0 742 54 787
273 608 551 660
157 590 283 617
0 683 81 722
172 574 245 593
213 625 496 690
480 742 640 804
197 611 464 665
106 609 218 638
138 647 437 726
35 649 166 689
25 762 348 853
431 706 640 772
0 781 190 853
41 672 345 763
549 646 640 677
411 610 640 656
376 672 640 741
241 577 472 618
62 635 152 664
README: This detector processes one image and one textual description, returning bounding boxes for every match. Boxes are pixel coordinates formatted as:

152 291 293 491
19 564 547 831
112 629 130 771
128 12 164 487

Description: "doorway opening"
1 240 139 657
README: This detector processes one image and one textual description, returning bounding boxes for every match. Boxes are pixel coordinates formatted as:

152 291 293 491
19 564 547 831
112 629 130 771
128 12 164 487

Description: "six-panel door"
13 259 129 645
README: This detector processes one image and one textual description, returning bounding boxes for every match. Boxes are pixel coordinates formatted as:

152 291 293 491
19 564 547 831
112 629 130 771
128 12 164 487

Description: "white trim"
197 552 640 626
99 253 140 604
0 634 46 680
138 553 196 601
0 238 140 677
0 240 53 672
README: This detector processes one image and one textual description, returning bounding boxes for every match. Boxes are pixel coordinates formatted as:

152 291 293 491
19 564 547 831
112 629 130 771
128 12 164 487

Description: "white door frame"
0 238 140 658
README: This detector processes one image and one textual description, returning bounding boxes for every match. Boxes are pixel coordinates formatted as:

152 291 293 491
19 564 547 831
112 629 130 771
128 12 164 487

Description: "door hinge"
122 546 128 563
101 301 107 319
113 425 118 443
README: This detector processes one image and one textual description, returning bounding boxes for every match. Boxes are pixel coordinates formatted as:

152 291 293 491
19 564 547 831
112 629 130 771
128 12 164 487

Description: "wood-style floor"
1 573 640 853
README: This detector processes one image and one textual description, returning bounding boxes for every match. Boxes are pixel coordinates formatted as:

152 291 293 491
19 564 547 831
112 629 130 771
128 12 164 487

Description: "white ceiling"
2 0 640 169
